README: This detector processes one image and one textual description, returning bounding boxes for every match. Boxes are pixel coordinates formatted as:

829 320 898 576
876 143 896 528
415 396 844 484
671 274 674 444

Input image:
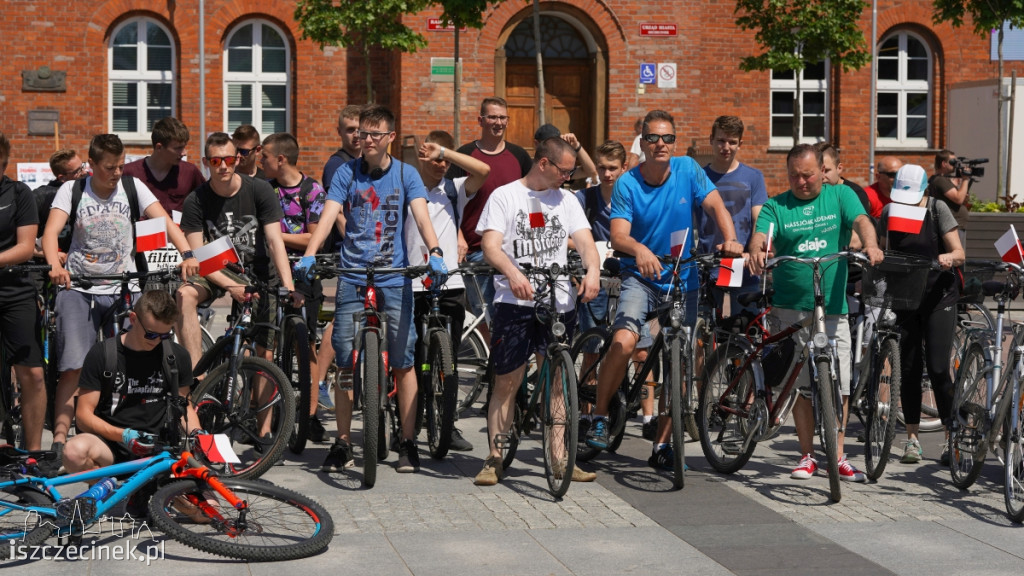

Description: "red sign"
640 23 677 37
427 18 466 32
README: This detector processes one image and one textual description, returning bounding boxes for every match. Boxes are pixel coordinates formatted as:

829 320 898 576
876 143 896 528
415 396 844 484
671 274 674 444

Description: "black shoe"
254 432 273 455
648 445 675 471
309 416 328 443
641 418 657 441
322 438 355 472
449 428 473 452
396 439 419 473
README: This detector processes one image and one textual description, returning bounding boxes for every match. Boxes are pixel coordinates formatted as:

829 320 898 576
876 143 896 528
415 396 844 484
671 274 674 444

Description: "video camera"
950 157 988 180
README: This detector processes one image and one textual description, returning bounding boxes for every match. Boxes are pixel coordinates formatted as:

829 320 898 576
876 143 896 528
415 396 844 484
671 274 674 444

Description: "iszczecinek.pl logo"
6 507 166 565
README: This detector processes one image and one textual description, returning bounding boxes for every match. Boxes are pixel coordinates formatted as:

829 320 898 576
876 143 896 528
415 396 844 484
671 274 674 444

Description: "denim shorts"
464 250 495 320
331 280 415 371
612 275 697 339
56 290 135 371
490 303 577 376
577 286 609 332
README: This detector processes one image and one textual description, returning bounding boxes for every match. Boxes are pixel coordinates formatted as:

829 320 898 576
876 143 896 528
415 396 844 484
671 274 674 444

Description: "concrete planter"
964 212 1024 260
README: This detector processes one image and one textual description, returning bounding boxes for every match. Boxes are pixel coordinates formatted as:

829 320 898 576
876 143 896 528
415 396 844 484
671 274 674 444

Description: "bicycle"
189 263 295 480
455 262 493 415
492 262 581 498
0 264 52 447
574 253 704 490
0 433 333 561
698 251 867 502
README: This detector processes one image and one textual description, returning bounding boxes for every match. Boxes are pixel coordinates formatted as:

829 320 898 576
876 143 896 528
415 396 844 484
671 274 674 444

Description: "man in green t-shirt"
750 143 883 484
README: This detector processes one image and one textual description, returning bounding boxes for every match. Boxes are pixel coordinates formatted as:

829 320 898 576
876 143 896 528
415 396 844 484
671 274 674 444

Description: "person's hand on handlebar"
288 289 305 308
863 246 884 266
508 268 534 301
716 239 744 258
428 253 448 287
634 244 662 280
293 255 316 283
49 264 71 289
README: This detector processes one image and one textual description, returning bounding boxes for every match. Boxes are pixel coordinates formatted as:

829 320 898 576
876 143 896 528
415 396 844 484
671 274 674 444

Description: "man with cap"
877 164 964 465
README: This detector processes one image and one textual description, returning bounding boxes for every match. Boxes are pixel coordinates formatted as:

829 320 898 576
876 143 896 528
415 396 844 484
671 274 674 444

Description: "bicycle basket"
960 262 998 304
861 252 931 311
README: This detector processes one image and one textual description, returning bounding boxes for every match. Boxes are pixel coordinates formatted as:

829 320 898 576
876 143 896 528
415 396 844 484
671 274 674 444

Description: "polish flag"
887 203 927 234
529 198 545 228
196 434 241 464
716 257 745 287
995 225 1024 264
135 217 167 252
194 236 240 276
765 222 774 256
670 229 689 258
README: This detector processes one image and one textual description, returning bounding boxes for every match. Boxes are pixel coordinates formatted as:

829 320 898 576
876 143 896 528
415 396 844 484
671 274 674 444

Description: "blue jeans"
332 280 416 371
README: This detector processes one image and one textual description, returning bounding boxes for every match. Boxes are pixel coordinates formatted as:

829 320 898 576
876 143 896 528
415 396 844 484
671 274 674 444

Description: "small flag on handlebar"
194 236 241 276
196 434 241 464
135 217 168 252
716 257 745 287
670 229 689 258
995 225 1024 264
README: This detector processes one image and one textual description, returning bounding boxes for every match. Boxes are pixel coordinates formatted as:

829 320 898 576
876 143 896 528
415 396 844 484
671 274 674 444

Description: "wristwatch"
429 247 444 258
181 250 195 260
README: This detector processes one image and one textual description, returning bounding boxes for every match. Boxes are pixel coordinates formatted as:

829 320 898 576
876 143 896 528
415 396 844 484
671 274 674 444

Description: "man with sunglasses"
123 117 206 213
63 290 200 474
584 110 744 471
864 156 903 219
232 124 266 180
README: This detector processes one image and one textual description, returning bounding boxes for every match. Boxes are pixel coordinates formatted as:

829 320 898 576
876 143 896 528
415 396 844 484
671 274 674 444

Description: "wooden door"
505 60 592 155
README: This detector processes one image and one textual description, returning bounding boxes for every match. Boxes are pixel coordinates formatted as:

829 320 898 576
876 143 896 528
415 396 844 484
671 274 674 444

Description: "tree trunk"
454 27 461 148
364 45 374 104
533 0 546 126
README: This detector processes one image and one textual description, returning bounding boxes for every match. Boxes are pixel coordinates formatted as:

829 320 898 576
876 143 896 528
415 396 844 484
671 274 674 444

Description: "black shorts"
489 303 576 376
0 293 43 367
101 437 136 465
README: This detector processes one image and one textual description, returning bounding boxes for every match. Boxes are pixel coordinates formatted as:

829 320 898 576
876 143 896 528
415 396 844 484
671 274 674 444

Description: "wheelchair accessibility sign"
640 63 656 85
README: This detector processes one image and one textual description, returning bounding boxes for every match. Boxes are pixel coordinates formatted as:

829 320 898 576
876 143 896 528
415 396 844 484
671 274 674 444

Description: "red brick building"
2 0 1019 194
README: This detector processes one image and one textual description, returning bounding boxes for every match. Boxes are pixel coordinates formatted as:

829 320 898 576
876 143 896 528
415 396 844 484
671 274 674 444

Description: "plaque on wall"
28 110 59 136
22 66 66 92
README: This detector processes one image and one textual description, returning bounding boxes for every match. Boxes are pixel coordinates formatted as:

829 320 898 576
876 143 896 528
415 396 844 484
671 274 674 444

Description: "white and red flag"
716 257 745 287
134 217 167 252
194 236 240 276
995 225 1024 264
529 198 545 228
196 434 241 464
670 229 689 258
887 203 927 234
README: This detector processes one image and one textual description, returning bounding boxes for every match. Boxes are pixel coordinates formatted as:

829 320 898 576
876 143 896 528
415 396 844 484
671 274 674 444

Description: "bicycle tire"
147 478 334 561
0 486 54 560
571 328 609 461
697 345 757 474
864 337 901 481
457 326 489 414
1006 386 1024 523
424 331 457 459
192 357 294 480
500 401 523 471
359 331 382 488
898 374 944 432
542 349 579 498
816 358 842 503
949 343 988 489
281 316 313 455
667 337 685 490
686 317 711 442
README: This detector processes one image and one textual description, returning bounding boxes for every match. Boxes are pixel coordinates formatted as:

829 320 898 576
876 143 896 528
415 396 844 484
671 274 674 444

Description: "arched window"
876 30 932 148
109 17 175 140
224 20 290 134
769 60 829 147
504 17 588 59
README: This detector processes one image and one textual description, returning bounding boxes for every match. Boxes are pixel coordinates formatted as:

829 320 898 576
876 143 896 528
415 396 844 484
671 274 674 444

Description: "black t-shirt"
0 176 41 299
842 178 871 215
180 174 284 278
927 174 968 228
78 338 192 434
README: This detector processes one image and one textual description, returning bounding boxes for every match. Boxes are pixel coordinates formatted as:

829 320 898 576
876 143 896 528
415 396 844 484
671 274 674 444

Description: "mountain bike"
456 263 493 415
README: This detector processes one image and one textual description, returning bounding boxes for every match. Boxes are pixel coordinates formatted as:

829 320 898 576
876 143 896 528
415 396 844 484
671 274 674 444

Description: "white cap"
890 164 928 205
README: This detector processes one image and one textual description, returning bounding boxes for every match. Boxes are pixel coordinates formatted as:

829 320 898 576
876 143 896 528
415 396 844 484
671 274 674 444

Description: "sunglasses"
208 155 239 167
642 133 677 144
237 146 261 157
880 171 898 178
135 314 173 341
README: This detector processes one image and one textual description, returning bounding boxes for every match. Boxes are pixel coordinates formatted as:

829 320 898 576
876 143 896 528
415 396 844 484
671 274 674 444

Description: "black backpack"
442 178 460 227
101 337 183 446
68 175 149 286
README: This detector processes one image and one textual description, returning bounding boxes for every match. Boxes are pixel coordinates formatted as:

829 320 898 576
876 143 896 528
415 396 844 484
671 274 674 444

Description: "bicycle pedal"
493 433 511 449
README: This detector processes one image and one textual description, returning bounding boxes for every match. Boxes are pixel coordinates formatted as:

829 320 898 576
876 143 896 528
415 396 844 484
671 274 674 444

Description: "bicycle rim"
282 316 312 455
571 328 609 462
698 345 757 474
668 338 685 490
864 338 900 481
950 344 988 489
457 327 488 414
543 349 579 498
360 332 382 488
686 317 711 442
0 486 54 560
1005 388 1024 523
816 358 841 502
426 332 456 459
147 478 333 561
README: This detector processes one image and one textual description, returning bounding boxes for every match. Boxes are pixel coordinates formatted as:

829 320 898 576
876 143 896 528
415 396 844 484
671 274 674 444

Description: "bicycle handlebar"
70 266 182 289
0 263 52 274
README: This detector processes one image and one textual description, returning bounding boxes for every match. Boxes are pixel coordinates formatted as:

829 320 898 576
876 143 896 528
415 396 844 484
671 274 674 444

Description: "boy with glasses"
232 125 266 180
123 117 206 213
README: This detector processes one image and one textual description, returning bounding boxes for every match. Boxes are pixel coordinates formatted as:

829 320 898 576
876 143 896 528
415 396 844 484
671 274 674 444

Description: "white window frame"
876 30 932 148
223 20 290 135
108 17 176 142
769 60 829 147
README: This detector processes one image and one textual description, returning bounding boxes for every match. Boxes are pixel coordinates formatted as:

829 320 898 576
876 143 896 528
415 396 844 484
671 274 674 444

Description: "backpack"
442 178 460 228
273 175 337 254
582 186 602 225
101 337 182 446
68 175 149 287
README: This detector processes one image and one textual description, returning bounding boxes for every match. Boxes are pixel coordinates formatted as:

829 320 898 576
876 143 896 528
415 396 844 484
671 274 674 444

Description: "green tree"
735 0 871 145
934 0 1024 206
295 0 433 103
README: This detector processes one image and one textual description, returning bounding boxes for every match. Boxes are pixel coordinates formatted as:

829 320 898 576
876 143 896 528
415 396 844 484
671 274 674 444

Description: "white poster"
17 163 55 190
657 63 677 89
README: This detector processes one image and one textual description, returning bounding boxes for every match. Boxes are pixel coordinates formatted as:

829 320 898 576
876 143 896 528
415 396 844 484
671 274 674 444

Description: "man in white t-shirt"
472 137 601 486
404 129 491 454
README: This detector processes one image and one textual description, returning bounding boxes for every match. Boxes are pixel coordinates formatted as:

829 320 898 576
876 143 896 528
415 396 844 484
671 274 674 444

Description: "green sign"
430 57 455 82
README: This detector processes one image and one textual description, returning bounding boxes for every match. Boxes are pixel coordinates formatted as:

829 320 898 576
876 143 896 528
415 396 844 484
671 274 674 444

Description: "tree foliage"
434 0 495 28
933 0 1024 36
734 0 871 73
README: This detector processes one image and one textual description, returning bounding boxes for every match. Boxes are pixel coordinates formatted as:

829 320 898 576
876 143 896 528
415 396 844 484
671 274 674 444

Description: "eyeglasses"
237 146 261 157
358 131 392 141
135 314 173 341
547 159 577 179
208 155 239 167
483 115 509 123
642 133 677 144
64 164 88 178
880 171 898 179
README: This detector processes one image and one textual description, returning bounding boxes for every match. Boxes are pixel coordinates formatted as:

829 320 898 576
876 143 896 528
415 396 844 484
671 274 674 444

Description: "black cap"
534 123 561 141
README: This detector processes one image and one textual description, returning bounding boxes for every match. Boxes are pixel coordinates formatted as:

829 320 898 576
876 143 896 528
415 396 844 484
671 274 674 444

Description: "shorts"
100 436 136 465
464 250 495 320
490 303 577 376
56 290 135 371
0 294 43 367
773 308 852 396
577 286 609 332
331 280 416 371
252 279 325 350
612 275 697 340
182 268 249 306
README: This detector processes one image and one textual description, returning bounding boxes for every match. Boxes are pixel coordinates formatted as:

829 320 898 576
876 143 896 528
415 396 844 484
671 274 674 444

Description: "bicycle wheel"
193 357 294 480
457 325 489 414
949 343 988 489
281 316 313 455
1006 386 1024 523
0 485 54 560
542 349 579 498
864 337 901 481
359 331 382 488
816 358 842 503
899 372 943 432
147 477 333 561
666 337 685 490
686 317 711 442
423 331 457 459
572 328 609 462
698 345 757 474
500 402 523 471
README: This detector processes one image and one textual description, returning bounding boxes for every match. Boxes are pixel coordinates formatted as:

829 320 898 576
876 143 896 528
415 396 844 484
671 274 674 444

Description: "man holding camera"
927 150 971 236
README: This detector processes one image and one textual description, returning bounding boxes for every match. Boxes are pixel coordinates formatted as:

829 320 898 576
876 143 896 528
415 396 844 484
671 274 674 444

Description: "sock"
654 442 669 453
582 413 593 422
643 415 653 423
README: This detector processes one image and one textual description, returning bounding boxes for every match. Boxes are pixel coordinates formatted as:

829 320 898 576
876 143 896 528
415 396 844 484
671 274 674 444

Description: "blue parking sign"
640 63 656 84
